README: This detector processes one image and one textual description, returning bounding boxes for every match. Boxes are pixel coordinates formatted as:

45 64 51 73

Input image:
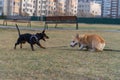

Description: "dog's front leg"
79 44 84 50
36 42 46 49
30 44 35 51
14 42 19 49
20 43 22 48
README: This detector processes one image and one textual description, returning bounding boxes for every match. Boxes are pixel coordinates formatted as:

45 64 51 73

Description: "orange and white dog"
70 34 105 52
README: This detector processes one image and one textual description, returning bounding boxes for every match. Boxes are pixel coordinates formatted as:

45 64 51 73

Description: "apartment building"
46 0 57 16
118 0 120 17
77 1 101 17
102 0 120 18
65 0 71 16
39 0 47 16
2 0 20 16
53 0 78 16
3 0 13 16
70 0 78 16
111 0 119 18
0 0 3 15
65 0 78 16
20 0 34 16
13 0 21 15
78 0 101 3
34 0 47 16
56 0 66 16
94 0 102 4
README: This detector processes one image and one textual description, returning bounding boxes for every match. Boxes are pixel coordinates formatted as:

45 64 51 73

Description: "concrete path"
0 25 44 31
0 25 120 32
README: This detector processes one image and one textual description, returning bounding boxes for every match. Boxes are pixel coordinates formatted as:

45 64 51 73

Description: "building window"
23 9 25 11
14 2 15 5
0 1 3 5
30 9 32 12
23 4 25 7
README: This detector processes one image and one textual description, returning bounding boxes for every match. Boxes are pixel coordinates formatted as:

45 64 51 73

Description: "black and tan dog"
14 24 49 51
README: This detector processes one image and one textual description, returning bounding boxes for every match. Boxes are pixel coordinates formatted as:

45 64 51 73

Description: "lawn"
0 24 120 80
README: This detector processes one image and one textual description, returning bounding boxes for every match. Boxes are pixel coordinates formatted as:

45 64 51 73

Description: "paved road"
0 25 44 31
0 25 120 32
0 25 74 31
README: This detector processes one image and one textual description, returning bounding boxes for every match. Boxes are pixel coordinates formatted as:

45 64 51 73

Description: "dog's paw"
41 47 46 49
14 47 16 50
43 47 46 49
32 49 35 51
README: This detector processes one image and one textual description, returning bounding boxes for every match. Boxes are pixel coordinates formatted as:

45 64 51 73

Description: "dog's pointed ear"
76 33 79 38
42 30 45 33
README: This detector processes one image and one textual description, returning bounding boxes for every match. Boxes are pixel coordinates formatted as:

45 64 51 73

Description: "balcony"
0 2 3 7
42 0 46 1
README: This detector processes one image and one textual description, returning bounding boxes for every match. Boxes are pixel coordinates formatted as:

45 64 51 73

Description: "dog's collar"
30 35 38 41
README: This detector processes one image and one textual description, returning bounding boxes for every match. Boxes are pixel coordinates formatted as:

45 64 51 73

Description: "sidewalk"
0 25 120 32
0 25 44 31
0 25 77 31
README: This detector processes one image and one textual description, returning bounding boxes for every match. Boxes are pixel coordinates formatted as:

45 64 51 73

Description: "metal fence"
77 17 120 25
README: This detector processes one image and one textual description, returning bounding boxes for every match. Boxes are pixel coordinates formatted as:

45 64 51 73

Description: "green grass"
0 25 120 80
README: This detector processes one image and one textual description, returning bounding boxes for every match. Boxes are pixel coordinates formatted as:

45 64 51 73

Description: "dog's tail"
15 24 20 36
